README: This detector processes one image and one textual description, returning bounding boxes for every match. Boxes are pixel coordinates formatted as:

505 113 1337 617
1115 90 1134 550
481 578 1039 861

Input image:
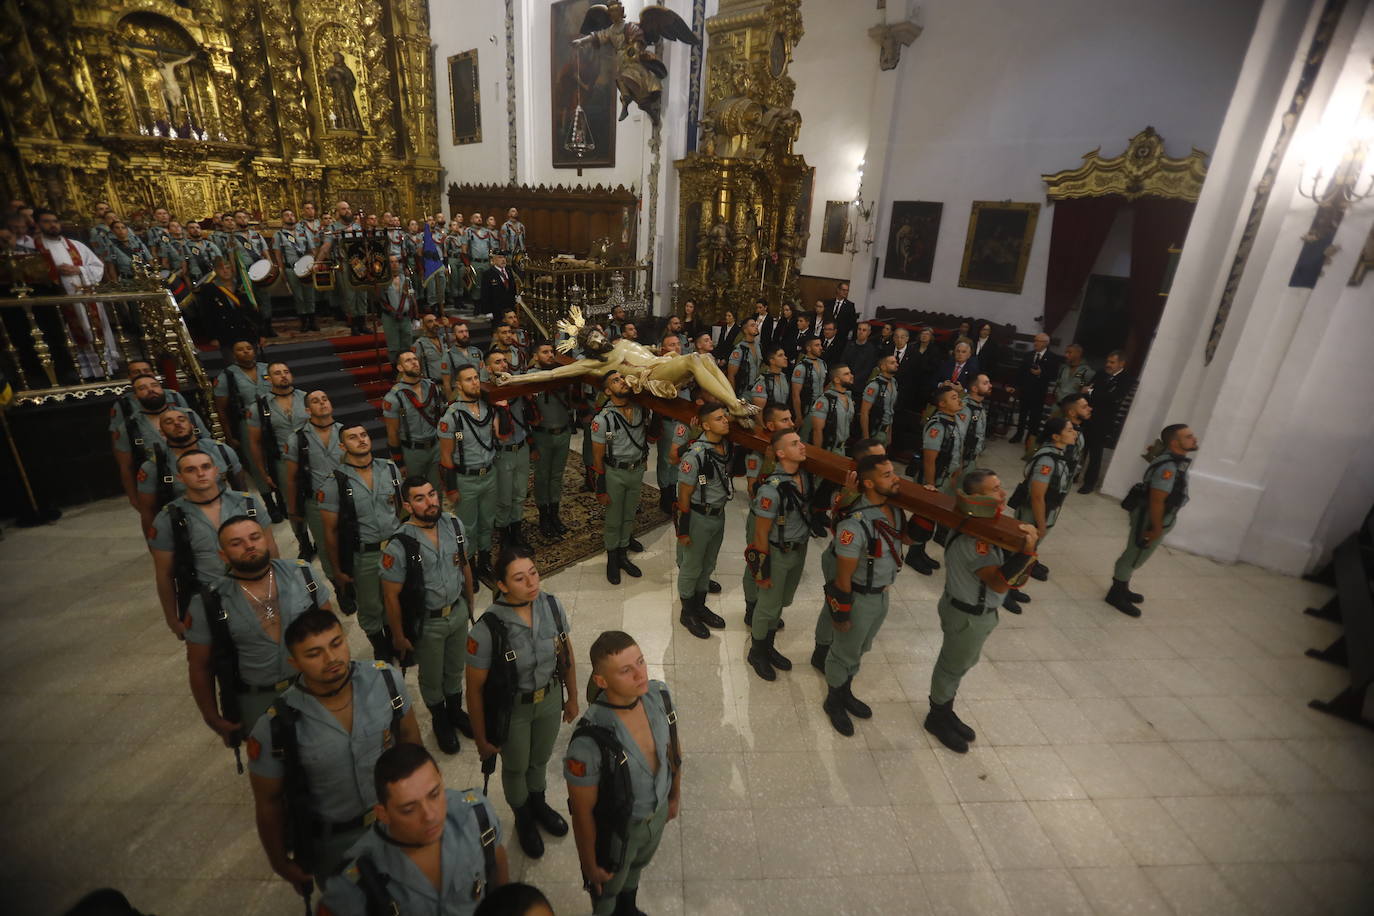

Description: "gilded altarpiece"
674 0 809 319
0 0 440 229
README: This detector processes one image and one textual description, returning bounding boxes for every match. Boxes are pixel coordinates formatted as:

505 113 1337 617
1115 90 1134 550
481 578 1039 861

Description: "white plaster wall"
431 0 514 190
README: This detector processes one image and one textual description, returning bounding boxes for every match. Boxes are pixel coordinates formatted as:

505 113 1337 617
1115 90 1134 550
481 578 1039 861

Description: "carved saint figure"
572 1 699 127
128 46 198 119
324 51 364 131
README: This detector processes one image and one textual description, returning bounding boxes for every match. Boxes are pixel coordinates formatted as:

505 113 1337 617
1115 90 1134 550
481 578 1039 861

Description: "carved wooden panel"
445 182 639 260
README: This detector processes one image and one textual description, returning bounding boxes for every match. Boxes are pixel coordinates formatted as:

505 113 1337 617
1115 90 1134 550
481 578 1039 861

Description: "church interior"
2 0 1374 914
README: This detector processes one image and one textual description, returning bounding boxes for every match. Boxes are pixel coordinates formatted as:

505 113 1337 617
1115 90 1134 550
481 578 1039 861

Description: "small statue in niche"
572 1 699 127
324 51 363 131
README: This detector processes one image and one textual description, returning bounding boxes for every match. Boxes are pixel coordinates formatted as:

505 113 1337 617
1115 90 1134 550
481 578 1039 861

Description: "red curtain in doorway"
1042 196 1123 335
1125 198 1197 366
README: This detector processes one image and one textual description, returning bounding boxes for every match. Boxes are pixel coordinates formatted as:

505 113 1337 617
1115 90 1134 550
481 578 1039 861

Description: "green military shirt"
834 497 906 590
962 397 989 465
467 593 569 692
316 460 404 544
247 389 309 455
439 399 498 471
1053 361 1095 400
810 390 854 449
1063 420 1084 478
380 513 469 611
1018 445 1070 523
678 438 733 509
285 421 347 491
750 370 790 407
465 226 495 261
444 343 484 379
159 236 189 273
790 356 826 406
942 534 1006 613
215 362 271 429
752 468 815 547
322 788 504 916
565 681 676 820
414 335 447 382
490 395 529 448
246 660 411 822
533 386 574 431
382 379 444 442
147 489 268 586
109 393 201 457
862 375 897 432
137 439 241 499
727 339 761 391
271 225 312 270
592 403 650 466
180 238 223 281
184 558 330 688
920 412 961 487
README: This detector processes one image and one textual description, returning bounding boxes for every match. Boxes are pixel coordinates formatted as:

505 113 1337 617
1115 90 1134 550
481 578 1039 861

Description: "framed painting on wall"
882 200 942 282
552 0 617 169
958 201 1041 294
820 201 849 254
448 50 481 145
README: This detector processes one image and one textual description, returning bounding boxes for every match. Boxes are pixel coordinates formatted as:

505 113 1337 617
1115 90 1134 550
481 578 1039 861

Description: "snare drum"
248 257 279 286
292 253 315 278
313 261 336 291
157 268 173 281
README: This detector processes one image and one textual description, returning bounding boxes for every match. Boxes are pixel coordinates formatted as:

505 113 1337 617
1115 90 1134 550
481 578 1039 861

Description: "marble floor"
3 439 1373 915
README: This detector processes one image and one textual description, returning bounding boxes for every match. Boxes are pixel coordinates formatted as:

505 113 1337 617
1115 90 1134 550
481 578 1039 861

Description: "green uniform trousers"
304 500 335 578
495 444 531 526
424 269 447 310
813 544 838 647
824 588 889 688
930 595 1000 704
532 429 572 506
414 604 470 707
677 510 725 600
284 268 316 316
751 543 808 640
604 464 645 550
499 687 562 808
332 270 368 318
347 547 384 636
402 443 441 493
1113 508 1178 581
469 263 489 304
591 802 670 915
446 258 465 306
381 314 414 365
1015 503 1061 535
454 470 497 550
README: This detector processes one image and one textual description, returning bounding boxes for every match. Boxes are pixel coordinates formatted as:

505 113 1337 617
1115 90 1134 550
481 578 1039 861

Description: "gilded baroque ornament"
1041 127 1210 203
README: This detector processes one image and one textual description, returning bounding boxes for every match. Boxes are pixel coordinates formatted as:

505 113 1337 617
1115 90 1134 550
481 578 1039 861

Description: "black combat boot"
747 637 776 681
823 685 855 737
445 692 474 738
840 678 872 719
536 505 555 537
527 790 569 836
627 537 644 553
616 887 648 916
1124 582 1144 601
427 703 460 754
743 601 756 627
1106 579 1142 617
366 630 395 664
606 549 622 585
924 699 969 753
659 485 674 514
513 803 544 858
904 543 938 575
299 316 310 333
764 630 792 671
679 596 709 639
618 548 642 578
550 502 569 535
1009 588 1031 603
708 579 722 594
1029 562 1050 581
474 552 494 584
946 698 976 742
1002 591 1024 615
695 592 725 629
810 643 829 672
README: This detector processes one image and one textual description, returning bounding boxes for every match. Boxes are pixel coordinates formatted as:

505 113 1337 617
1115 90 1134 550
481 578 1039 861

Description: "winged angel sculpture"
572 1 700 127
490 306 760 426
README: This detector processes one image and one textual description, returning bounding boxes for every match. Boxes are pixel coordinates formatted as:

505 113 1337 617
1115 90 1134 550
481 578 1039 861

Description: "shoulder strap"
449 515 467 563
378 665 405 739
353 853 396 916
466 794 499 888
298 564 319 611
657 686 683 772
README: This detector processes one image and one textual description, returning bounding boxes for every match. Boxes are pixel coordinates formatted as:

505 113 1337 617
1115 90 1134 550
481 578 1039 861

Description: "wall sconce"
848 159 876 254
1295 92 1374 243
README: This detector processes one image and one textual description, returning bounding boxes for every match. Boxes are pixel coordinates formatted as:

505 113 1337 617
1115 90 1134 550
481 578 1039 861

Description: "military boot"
513 803 544 858
527 790 569 836
924 699 969 753
445 692 474 739
618 548 642 578
679 595 709 639
550 501 569 535
823 685 855 737
606 549 622 585
840 677 872 719
904 543 938 575
366 630 395 664
764 630 792 671
1106 579 1142 617
810 643 829 672
427 703 460 754
744 600 756 627
746 637 776 681
695 591 725 629
946 698 976 742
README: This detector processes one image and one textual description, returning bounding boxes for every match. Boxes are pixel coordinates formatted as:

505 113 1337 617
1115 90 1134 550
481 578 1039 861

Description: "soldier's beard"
166 431 196 448
138 393 168 411
230 552 272 575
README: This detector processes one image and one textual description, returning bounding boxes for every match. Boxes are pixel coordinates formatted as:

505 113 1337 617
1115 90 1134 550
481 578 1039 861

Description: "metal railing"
519 261 652 337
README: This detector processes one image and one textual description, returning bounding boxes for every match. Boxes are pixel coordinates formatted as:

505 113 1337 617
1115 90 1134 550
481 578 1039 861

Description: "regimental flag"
421 224 444 287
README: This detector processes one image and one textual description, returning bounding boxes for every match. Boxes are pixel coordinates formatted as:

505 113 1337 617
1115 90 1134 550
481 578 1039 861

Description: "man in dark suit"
482 249 518 324
825 280 858 342
1078 350 1134 493
818 320 846 367
933 338 979 392
751 297 779 350
1009 333 1059 444
839 320 879 386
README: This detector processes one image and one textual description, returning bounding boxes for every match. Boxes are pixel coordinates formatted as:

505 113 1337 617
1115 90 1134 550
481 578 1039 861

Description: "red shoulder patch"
136 468 148 483
466 636 479 655
759 496 772 511
675 424 686 437
839 529 855 546
246 737 262 761
316 490 325 503
591 420 600 432
1039 465 1051 475
680 460 692 473
1162 470 1173 480
929 428 939 438
439 421 448 433
381 553 395 570
975 540 990 555
566 758 587 778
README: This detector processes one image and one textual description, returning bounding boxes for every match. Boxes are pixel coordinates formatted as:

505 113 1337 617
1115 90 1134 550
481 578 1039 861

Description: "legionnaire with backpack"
903 384 964 576
466 547 579 859
383 351 445 492
858 354 899 443
149 450 277 639
925 469 1039 753
1008 416 1076 600
1057 391 1093 483
318 424 405 659
485 349 534 549
185 516 332 763
820 454 909 736
565 631 681 916
443 320 484 398
960 372 992 469
246 609 422 895
591 371 650 585
214 339 275 512
654 333 693 514
726 316 761 397
674 403 733 640
789 335 826 427
249 361 310 545
319 744 510 916
285 390 347 578
530 340 575 537
440 365 500 581
809 363 855 454
134 408 243 534
109 361 197 509
381 477 477 756
744 429 820 680
749 344 791 410
1107 423 1198 618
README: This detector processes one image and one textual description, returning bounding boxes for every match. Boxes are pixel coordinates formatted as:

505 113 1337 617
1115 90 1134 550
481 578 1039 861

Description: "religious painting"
793 167 815 240
883 200 942 283
314 27 369 134
552 0 617 169
448 49 481 145
820 201 849 254
958 201 1041 294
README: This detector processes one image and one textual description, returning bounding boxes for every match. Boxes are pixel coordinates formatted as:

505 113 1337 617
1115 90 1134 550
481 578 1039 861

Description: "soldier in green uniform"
316 201 369 335
489 323 528 374
809 363 855 454
744 429 817 680
859 354 899 443
157 220 188 275
382 478 476 755
790 335 826 424
272 209 318 331
1010 416 1076 595
1057 391 1093 484
135 409 244 534
379 258 418 366
214 339 276 511
413 313 449 386
318 424 405 659
111 369 202 509
467 547 578 859
142 207 172 253
320 744 510 915
926 468 1039 752
383 351 445 492
465 214 496 307
529 341 575 537
749 344 791 410
180 221 224 285
443 320 484 395
904 384 963 575
485 350 533 549
565 631 681 916
960 372 992 469
821 455 908 736
148 451 277 639
248 361 309 530
740 405 796 629
591 371 650 585
247 609 422 890
1107 424 1197 618
285 390 346 579
653 332 692 514
726 316 762 398
675 403 733 639
440 365 500 582
186 516 334 746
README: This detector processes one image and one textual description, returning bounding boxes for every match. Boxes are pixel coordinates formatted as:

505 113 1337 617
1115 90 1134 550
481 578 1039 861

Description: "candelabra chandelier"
564 53 596 159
